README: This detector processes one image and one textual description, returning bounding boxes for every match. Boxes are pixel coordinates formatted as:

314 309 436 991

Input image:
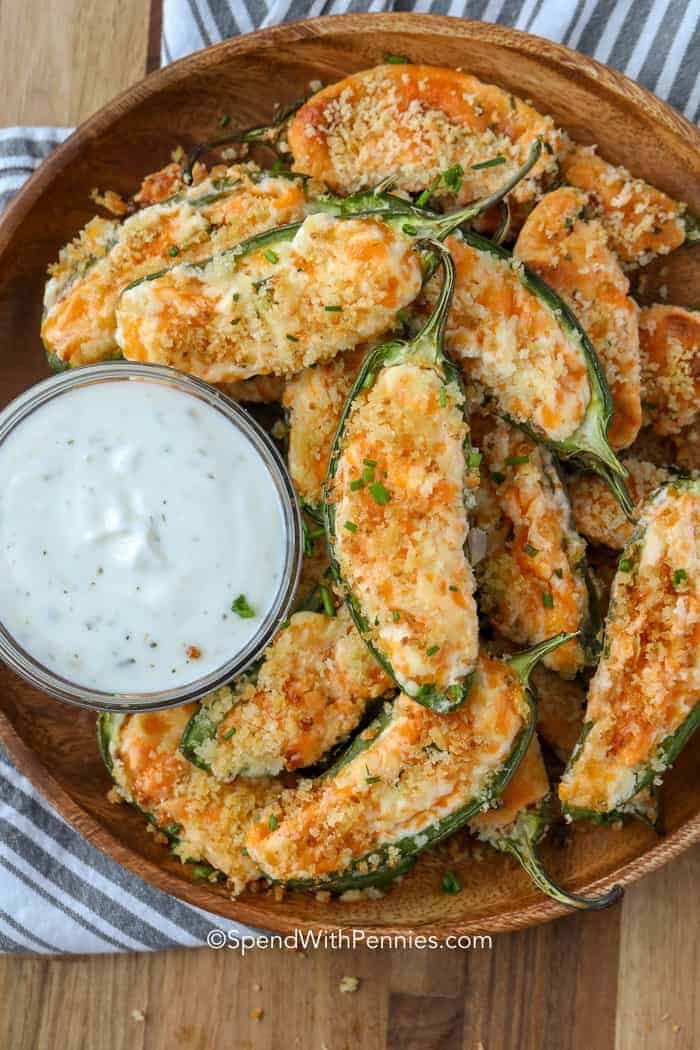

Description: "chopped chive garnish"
320 584 336 618
363 458 377 468
365 764 382 785
505 454 529 466
264 248 279 264
286 333 299 342
344 520 358 533
350 478 365 491
426 644 440 657
268 814 278 831
219 114 231 127
231 594 255 618
324 304 342 312
383 52 410 64
362 464 375 484
168 246 180 257
402 223 418 236
439 386 447 408
619 557 633 572
554 568 564 579
673 568 688 587
369 481 391 505
467 450 483 468
472 156 506 170
449 585 459 592
193 864 215 880
392 610 401 622
524 543 539 557
415 174 442 208
222 727 236 740
491 471 506 484
441 870 462 894
542 590 554 609
442 164 464 193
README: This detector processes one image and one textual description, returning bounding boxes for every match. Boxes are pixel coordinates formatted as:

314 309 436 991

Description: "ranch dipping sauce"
0 368 295 700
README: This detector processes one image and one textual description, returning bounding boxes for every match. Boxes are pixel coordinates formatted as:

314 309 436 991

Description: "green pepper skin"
272 633 575 894
323 240 477 714
450 227 632 515
561 478 700 823
491 799 623 910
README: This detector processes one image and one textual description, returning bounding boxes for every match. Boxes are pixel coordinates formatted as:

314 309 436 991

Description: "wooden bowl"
0 13 698 938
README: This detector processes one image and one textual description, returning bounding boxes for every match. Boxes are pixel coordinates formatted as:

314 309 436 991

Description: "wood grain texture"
0 0 150 126
0 8 698 941
0 3 698 1048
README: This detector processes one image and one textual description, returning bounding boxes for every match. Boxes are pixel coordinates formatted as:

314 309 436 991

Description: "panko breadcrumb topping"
245 654 528 883
194 608 392 779
639 304 700 436
109 706 282 895
288 64 563 208
561 145 687 267
284 347 367 506
568 457 672 550
43 165 307 368
330 362 478 694
559 482 699 814
427 235 590 443
515 185 641 449
116 213 422 383
471 417 589 677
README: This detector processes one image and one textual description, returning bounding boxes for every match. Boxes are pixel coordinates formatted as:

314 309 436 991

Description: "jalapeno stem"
507 631 580 686
183 98 306 183
503 809 624 911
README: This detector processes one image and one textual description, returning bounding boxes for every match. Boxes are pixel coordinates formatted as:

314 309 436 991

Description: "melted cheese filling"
110 706 282 894
559 483 700 812
246 654 528 882
330 362 478 693
194 608 392 779
116 213 422 384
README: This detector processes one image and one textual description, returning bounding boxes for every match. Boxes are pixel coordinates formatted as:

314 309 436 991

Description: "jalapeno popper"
245 637 570 891
422 230 632 512
42 166 308 370
114 148 541 384
559 479 700 821
568 457 672 550
470 736 622 910
283 347 367 512
471 417 595 676
514 186 641 449
179 606 392 779
287 64 563 212
561 145 698 267
98 705 281 894
639 305 700 436
324 242 479 713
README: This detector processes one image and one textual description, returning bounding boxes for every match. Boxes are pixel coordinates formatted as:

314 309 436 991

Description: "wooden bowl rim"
0 12 698 938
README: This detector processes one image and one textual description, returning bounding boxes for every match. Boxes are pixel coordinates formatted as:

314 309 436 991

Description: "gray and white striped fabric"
0 0 698 955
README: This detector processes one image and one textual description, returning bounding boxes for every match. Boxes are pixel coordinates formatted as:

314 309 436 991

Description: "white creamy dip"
0 379 287 693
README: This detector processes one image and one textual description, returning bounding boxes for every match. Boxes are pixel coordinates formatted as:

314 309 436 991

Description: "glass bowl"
0 362 302 712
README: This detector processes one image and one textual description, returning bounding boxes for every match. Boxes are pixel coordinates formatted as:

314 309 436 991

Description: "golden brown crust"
288 64 563 207
568 457 672 550
639 305 700 436
515 186 641 449
329 363 478 693
471 417 589 676
560 145 687 266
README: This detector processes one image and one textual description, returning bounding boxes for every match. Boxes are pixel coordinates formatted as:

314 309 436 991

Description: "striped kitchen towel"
0 0 698 954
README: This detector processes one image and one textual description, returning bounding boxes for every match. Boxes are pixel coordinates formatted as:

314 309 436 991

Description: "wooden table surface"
0 2 698 1047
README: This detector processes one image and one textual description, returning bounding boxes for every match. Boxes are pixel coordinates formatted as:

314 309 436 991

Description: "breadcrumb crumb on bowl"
0 13 699 939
